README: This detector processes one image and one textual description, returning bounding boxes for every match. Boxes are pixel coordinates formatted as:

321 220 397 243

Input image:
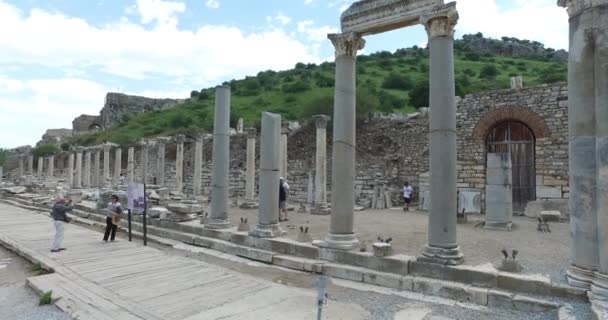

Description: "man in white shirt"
402 182 413 212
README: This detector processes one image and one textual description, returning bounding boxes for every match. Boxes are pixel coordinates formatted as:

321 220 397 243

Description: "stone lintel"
341 0 445 35
558 0 608 17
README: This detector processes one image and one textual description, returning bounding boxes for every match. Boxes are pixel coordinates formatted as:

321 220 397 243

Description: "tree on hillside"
410 80 429 109
479 64 499 79
382 73 414 90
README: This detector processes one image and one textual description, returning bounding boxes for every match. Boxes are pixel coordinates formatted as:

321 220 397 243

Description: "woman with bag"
103 195 122 242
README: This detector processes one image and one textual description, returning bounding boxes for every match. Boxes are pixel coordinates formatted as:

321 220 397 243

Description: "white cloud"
304 0 314 5
297 20 339 43
267 12 291 26
205 0 220 9
456 0 568 50
133 0 186 27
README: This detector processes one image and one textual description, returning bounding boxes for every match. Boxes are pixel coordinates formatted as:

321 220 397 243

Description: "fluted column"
48 156 54 178
18 155 24 178
68 152 74 188
74 148 83 189
206 86 231 229
418 6 463 265
113 147 122 186
139 141 148 184
175 135 184 193
251 112 285 237
83 150 91 188
311 115 331 215
313 32 364 250
37 157 43 177
156 140 166 185
558 0 608 305
93 148 101 187
103 144 111 186
193 135 204 196
245 128 257 203
127 146 135 184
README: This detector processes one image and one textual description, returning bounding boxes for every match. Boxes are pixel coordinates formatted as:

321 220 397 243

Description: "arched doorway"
486 121 536 213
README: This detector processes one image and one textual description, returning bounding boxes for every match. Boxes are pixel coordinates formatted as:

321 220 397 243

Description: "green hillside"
71 34 567 147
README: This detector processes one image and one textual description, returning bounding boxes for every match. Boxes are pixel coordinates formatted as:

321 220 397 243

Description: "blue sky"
0 0 568 148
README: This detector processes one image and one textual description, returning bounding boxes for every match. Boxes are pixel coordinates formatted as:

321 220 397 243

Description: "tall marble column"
311 115 331 215
0 166 2 184
18 155 24 178
93 148 101 187
103 144 111 186
193 135 204 196
83 150 91 188
242 128 258 208
313 33 364 250
27 155 34 175
156 140 166 185
139 141 148 184
280 127 288 179
74 148 83 189
37 157 43 177
419 8 463 265
206 86 231 229
558 0 608 303
127 146 135 185
175 135 185 193
113 147 122 186
68 152 74 188
251 112 285 237
48 156 54 178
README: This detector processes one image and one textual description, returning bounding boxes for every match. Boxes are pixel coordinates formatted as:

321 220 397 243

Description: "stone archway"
472 107 550 143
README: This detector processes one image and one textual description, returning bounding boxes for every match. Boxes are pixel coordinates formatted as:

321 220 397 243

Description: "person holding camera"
51 197 73 253
103 195 122 242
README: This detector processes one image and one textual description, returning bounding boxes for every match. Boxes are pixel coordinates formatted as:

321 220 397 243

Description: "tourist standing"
103 195 122 242
51 197 72 252
402 182 413 211
279 177 290 221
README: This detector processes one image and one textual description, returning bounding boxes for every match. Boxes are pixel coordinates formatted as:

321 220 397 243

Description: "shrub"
377 90 403 113
382 73 414 90
464 52 481 61
479 64 499 79
39 291 52 306
410 79 430 109
190 90 199 98
32 144 61 158
282 80 311 93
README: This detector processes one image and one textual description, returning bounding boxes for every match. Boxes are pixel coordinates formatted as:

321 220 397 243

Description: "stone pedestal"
251 112 285 238
206 86 231 229
314 33 365 251
419 11 463 265
103 144 111 186
484 153 513 230
27 155 34 175
156 141 166 186
113 148 122 186
127 146 135 184
311 115 331 215
193 135 203 196
237 118 244 133
83 151 91 188
93 149 101 187
68 153 74 188
74 150 83 189
241 128 258 209
48 156 54 178
37 157 43 177
175 135 184 193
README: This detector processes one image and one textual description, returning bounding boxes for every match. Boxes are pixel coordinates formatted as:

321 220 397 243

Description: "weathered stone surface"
148 206 169 218
100 93 184 129
3 186 27 194
167 203 203 215
524 199 568 219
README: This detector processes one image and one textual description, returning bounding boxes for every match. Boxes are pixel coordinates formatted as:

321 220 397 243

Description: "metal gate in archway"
486 121 536 213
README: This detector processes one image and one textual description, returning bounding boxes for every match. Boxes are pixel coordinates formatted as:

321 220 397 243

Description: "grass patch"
39 290 52 306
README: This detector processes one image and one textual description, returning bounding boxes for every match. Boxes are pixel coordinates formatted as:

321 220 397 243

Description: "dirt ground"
226 205 571 283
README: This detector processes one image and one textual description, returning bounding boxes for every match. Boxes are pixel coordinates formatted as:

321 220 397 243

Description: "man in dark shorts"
402 182 413 211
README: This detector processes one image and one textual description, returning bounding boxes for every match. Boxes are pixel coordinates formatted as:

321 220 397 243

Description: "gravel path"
0 246 70 320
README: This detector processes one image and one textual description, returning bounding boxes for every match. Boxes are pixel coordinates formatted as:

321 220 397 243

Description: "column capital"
245 128 257 139
175 134 185 144
420 7 459 38
312 115 330 129
102 143 112 152
137 140 149 149
558 0 608 17
328 32 365 58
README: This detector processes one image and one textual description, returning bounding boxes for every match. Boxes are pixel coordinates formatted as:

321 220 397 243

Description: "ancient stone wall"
100 93 184 129
72 114 101 134
39 129 72 145
455 82 569 210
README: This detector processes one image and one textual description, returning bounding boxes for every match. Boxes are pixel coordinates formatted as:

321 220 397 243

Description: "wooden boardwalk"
0 203 366 320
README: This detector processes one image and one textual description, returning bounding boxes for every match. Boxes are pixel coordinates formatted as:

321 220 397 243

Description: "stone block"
413 278 469 302
536 186 562 199
512 295 559 312
541 210 562 222
232 245 275 263
372 243 393 257
467 287 488 306
363 271 413 291
497 272 552 296
458 190 481 214
322 264 365 282
409 261 498 287
148 206 169 219
272 255 324 273
487 289 514 309
498 259 522 273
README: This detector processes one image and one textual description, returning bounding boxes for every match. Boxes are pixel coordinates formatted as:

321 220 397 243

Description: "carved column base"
567 265 595 289
310 204 331 215
313 233 359 251
483 221 513 231
204 218 231 230
250 223 285 238
419 244 464 266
